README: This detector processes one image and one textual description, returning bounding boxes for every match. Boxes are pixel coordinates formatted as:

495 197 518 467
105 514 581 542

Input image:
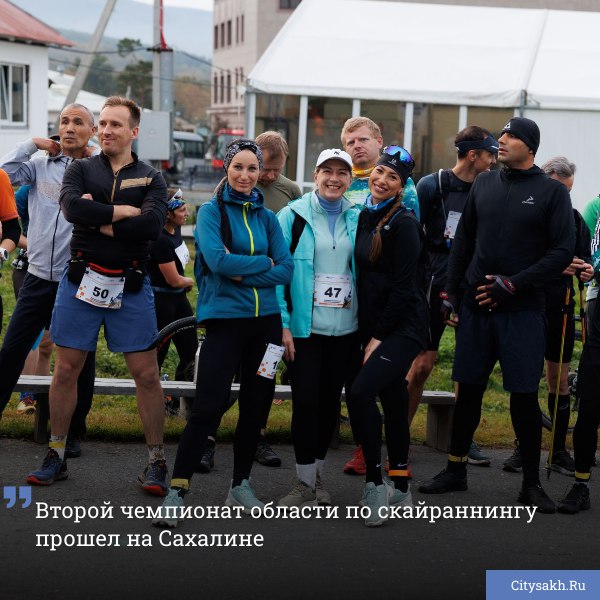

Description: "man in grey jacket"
0 103 97 458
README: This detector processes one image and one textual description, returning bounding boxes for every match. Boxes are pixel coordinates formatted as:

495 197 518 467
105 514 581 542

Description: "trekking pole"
578 277 586 345
547 287 571 480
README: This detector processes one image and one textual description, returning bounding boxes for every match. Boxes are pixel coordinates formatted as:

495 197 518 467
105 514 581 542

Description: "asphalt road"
0 438 596 600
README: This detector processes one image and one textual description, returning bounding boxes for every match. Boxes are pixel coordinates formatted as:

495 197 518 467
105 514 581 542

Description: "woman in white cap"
277 148 362 507
349 146 429 527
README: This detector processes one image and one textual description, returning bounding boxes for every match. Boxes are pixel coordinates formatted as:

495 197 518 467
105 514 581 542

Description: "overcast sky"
134 0 213 10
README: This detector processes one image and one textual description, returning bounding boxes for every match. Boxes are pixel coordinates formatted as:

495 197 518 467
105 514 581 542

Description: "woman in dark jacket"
349 146 429 527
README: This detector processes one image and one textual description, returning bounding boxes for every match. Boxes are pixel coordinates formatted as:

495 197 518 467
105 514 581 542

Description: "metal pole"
54 0 117 131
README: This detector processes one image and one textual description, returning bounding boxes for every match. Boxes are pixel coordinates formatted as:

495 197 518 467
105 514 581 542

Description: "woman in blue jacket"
154 140 293 527
350 146 429 527
276 149 362 507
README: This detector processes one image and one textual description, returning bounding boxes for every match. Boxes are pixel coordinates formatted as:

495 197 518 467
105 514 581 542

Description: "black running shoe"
197 443 215 474
518 483 555 514
557 483 591 514
255 435 281 467
418 469 467 494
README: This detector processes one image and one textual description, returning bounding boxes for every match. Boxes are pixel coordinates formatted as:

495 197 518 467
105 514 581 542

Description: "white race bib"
257 343 285 380
444 210 462 240
314 273 352 308
76 268 124 309
174 240 190 268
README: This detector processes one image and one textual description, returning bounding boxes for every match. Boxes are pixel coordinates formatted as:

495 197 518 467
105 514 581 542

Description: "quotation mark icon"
3 486 32 509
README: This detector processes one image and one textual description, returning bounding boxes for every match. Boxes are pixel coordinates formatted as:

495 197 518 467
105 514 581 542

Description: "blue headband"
455 135 498 154
168 189 186 211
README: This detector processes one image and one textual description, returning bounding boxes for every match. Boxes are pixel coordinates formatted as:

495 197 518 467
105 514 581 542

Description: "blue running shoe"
27 449 68 486
225 479 264 515
152 488 184 528
139 459 168 496
361 482 390 527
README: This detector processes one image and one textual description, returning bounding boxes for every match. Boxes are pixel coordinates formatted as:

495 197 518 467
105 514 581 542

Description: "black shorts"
544 307 575 363
427 285 463 351
453 304 545 393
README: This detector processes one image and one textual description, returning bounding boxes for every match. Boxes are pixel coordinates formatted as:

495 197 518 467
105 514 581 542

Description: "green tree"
115 60 152 108
84 54 115 97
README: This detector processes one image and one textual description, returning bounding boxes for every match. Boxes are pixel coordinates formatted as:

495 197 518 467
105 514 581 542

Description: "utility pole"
151 0 174 116
151 0 174 166
54 0 117 132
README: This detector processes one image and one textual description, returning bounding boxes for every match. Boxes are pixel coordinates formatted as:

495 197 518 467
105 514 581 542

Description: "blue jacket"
277 192 360 338
194 186 294 321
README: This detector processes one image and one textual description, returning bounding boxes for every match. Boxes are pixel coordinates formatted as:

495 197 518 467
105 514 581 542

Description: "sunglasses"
382 146 415 170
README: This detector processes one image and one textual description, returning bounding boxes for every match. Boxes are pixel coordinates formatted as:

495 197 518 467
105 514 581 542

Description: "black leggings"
172 314 282 482
449 383 542 484
573 344 600 475
154 292 198 381
289 332 361 464
348 335 422 480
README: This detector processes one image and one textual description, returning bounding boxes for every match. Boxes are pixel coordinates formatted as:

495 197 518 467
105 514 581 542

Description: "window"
236 17 239 44
304 96 352 182
255 94 300 179
280 0 302 8
213 74 218 104
220 23 225 48
411 104 460 179
240 15 244 43
226 72 231 103
1 63 27 125
220 74 224 104
214 25 218 50
227 20 232 46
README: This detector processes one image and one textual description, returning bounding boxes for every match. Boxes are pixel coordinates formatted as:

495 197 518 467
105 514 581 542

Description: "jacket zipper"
243 203 259 317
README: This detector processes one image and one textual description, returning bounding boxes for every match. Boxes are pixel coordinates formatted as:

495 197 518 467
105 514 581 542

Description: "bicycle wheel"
156 316 202 417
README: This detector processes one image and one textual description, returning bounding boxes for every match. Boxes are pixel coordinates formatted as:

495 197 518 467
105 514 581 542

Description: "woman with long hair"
154 139 293 527
349 146 429 527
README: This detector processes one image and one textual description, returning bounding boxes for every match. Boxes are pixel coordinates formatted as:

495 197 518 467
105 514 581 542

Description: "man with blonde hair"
256 131 301 214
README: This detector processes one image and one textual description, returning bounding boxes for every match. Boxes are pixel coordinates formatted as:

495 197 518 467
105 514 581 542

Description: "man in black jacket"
419 117 575 513
26 97 170 496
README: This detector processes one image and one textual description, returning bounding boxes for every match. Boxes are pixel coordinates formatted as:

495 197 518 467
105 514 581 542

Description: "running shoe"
467 441 491 466
254 435 281 467
139 459 169 496
278 479 317 507
361 482 390 527
557 483 591 514
503 442 522 473
546 450 575 477
27 449 68 486
16 392 36 415
225 479 264 515
343 446 366 475
152 488 185 528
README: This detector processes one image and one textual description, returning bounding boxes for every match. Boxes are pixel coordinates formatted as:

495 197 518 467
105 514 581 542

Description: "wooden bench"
14 375 455 451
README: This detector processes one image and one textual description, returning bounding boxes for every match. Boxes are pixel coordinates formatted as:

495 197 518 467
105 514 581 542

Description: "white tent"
246 0 600 208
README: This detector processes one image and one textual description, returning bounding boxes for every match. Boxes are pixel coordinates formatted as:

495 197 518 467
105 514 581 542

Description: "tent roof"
247 0 600 110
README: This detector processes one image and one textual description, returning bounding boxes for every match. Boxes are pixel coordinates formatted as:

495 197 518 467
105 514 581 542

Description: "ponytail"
368 196 404 263
215 177 233 249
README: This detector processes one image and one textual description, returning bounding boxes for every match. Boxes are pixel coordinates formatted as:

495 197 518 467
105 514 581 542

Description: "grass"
0 243 583 450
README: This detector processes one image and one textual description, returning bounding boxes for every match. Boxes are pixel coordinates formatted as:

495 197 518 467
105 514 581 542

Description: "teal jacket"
276 192 360 338
194 186 294 322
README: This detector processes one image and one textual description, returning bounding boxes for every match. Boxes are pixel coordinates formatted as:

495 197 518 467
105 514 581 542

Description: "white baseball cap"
315 148 353 170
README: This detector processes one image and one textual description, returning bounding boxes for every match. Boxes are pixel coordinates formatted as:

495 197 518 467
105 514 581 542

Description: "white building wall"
525 108 600 212
0 41 49 157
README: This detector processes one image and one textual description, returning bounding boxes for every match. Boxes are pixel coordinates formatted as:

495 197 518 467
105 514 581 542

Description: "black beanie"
501 117 540 155
376 152 413 184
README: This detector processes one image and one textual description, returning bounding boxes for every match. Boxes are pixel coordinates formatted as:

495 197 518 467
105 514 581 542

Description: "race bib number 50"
76 268 124 309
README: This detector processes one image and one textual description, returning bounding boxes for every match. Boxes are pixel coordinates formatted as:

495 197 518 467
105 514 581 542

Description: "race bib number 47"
314 273 352 308
76 269 124 309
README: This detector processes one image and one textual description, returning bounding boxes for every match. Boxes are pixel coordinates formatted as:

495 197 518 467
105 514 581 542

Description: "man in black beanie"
419 116 575 513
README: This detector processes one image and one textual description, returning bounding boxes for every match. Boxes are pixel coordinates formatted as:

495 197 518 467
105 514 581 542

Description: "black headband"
455 135 498 154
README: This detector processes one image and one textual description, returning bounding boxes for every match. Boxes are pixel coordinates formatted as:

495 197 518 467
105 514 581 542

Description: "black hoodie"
446 166 574 312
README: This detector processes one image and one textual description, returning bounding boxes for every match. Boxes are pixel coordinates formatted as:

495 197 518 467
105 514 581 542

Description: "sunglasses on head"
382 145 415 169
172 188 184 200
